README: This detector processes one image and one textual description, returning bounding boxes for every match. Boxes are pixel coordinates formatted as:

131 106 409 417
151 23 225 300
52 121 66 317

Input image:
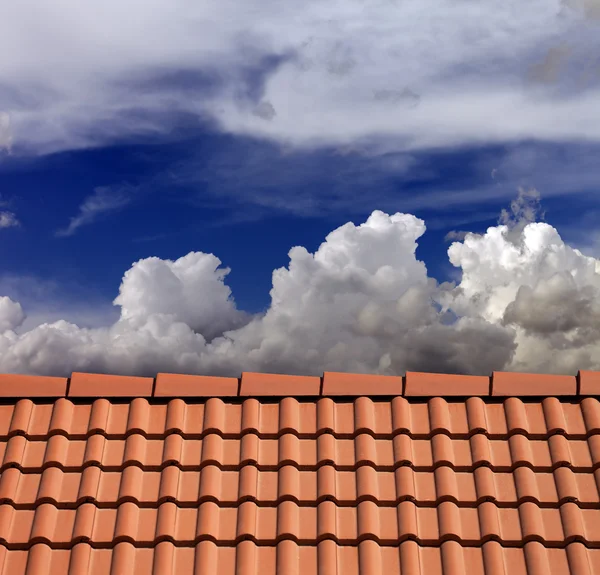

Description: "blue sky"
0 0 599 377
1 135 598 315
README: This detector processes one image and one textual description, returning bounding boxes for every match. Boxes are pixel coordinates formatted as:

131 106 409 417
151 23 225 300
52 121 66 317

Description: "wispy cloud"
0 211 20 229
148 136 600 222
442 188 545 244
444 230 470 242
165 137 422 218
55 185 136 237
498 187 545 228
0 112 12 154
0 0 599 156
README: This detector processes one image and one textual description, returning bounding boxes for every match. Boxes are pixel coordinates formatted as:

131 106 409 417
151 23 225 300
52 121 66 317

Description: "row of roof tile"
3 396 600 439
2 540 596 575
0 500 599 546
1 464 599 507
2 433 600 472
1 370 600 398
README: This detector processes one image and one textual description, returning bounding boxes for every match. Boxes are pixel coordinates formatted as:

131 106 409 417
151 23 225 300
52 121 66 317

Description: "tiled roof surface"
0 370 599 574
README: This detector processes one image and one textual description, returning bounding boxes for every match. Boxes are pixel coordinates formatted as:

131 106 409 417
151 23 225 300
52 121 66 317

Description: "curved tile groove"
0 541 598 575
1 432 600 475
0 501 599 548
1 397 599 441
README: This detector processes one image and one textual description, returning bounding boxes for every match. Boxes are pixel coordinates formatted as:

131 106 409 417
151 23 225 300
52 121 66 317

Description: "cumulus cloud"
443 216 600 373
1 0 599 156
0 297 24 333
1 194 600 377
113 252 250 340
0 211 20 229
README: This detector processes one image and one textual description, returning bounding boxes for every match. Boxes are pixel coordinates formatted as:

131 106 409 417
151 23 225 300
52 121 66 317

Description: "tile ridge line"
0 369 596 399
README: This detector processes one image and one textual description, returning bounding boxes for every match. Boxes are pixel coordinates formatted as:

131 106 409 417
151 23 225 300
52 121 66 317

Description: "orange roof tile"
239 372 320 396
0 374 67 397
322 372 403 396
0 369 599 574
68 372 154 398
404 371 489 396
491 371 577 397
154 373 238 397
580 370 600 396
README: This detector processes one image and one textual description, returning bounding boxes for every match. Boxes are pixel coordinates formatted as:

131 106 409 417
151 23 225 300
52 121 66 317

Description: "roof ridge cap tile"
578 370 600 396
0 373 67 398
68 372 154 398
0 369 597 399
239 372 321 396
404 371 489 397
322 372 403 396
491 371 577 397
154 373 239 398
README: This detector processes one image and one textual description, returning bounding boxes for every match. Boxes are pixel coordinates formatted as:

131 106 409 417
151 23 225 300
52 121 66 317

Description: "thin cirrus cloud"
55 185 136 237
0 0 598 157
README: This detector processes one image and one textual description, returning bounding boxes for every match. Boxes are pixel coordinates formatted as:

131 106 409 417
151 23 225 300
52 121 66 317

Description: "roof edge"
0 370 598 399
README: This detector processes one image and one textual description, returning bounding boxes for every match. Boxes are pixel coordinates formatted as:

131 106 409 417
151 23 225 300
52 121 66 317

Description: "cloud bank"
1 0 599 156
1 202 599 377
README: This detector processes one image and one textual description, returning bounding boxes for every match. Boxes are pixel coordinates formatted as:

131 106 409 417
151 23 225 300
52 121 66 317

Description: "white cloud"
113 252 250 340
0 0 599 156
55 186 135 237
0 113 12 153
0 297 24 333
1 197 600 377
0 211 20 229
442 219 600 374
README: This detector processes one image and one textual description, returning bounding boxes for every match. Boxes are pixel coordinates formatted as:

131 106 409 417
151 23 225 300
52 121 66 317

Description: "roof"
0 369 599 575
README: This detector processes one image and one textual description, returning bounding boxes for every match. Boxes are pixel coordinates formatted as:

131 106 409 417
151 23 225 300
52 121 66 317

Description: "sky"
0 0 600 377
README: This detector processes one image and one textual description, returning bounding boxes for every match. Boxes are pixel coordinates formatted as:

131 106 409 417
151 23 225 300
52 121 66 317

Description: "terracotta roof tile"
68 372 153 397
2 395 600 438
154 373 239 397
240 372 320 396
0 369 600 573
0 374 67 397
580 370 600 396
491 371 577 396
322 372 403 396
2 500 600 548
405 372 489 396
